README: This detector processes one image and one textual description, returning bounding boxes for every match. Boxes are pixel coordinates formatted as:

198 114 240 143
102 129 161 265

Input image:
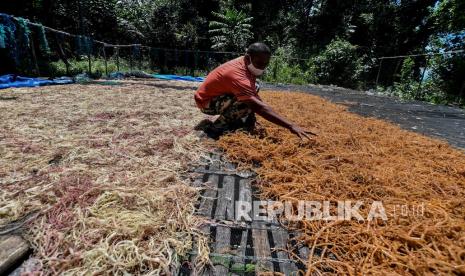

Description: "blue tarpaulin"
153 74 205 82
0 74 74 89
0 74 202 90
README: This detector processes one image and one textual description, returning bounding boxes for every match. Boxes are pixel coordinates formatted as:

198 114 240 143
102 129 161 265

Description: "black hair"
246 42 271 56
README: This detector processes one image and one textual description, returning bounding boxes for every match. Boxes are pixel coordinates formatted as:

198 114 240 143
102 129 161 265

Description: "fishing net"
133 45 141 58
75 35 93 56
36 23 50 54
0 13 18 61
0 24 6 48
218 91 465 275
0 79 209 275
15 17 31 50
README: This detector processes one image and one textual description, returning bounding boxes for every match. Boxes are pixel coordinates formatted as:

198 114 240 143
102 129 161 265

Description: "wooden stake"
87 41 92 74
459 80 465 104
129 47 133 72
416 56 430 99
375 58 383 87
139 47 142 70
55 33 70 75
116 47 120 72
30 38 40 76
103 45 108 76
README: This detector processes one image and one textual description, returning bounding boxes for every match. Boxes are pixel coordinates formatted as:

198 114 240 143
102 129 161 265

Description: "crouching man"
194 42 315 139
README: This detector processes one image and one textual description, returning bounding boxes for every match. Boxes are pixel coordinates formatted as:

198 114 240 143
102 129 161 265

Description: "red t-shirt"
194 56 257 109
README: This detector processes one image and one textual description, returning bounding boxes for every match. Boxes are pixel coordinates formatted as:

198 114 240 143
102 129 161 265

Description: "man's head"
245 42 271 76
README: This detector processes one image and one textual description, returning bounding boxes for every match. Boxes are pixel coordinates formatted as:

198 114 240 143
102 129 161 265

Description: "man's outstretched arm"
241 96 316 140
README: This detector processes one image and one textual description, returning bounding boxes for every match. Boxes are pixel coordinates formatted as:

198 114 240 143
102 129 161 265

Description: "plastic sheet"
153 74 204 82
0 74 73 89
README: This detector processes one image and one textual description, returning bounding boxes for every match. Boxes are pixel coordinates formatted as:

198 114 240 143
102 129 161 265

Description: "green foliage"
426 0 465 105
210 255 230 268
263 47 309 85
48 56 158 78
230 263 256 273
50 58 116 77
384 57 420 100
309 39 363 88
0 0 462 105
115 0 156 36
146 1 205 49
399 57 415 83
421 81 454 105
432 0 465 33
209 8 253 52
374 53 464 106
430 53 465 104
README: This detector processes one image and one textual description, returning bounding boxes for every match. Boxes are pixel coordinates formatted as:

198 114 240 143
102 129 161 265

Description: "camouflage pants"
201 94 256 131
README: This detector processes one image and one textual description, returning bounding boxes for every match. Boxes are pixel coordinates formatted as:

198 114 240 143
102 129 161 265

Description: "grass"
48 57 209 78
49 57 153 78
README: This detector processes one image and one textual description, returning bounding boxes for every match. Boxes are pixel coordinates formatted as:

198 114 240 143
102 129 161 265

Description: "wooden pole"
30 37 40 76
458 80 465 104
150 48 155 71
391 58 402 84
103 45 108 76
139 47 142 70
174 49 178 74
194 50 199 76
87 51 92 74
163 49 167 73
273 58 278 81
375 58 383 87
129 47 133 72
416 56 430 99
55 33 70 75
87 39 92 74
185 50 189 75
116 47 120 72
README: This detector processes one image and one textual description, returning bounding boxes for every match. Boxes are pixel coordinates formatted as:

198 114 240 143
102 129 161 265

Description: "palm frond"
208 8 254 52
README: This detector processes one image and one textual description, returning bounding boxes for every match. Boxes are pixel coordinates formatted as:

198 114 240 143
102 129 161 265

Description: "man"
194 42 315 140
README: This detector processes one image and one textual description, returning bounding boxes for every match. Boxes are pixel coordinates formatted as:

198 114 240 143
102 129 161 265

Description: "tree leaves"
208 8 253 52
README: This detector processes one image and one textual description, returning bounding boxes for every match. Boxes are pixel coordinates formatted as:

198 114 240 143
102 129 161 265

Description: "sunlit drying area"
1 80 464 275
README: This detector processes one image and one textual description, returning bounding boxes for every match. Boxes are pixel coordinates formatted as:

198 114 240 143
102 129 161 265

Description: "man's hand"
289 125 317 140
242 97 317 140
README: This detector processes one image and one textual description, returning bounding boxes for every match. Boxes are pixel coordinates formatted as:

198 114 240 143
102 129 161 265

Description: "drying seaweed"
218 91 465 275
0 79 209 275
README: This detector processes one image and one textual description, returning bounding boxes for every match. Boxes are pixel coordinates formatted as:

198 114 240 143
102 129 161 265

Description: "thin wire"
6 13 465 62
378 49 465 59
